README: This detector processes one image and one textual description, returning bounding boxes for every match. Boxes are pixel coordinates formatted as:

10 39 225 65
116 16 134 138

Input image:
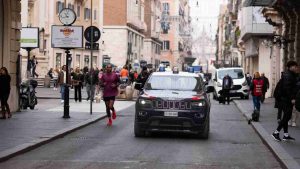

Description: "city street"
0 99 281 169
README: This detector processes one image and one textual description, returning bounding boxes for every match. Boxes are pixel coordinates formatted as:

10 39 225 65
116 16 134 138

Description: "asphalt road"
0 100 282 169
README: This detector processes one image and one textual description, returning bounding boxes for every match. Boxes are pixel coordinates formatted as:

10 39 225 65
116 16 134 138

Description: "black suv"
134 71 214 139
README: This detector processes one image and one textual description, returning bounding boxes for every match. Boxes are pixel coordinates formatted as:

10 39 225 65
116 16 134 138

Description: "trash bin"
44 75 51 88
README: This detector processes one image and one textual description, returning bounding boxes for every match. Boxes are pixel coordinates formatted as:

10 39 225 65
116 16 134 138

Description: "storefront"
0 0 22 112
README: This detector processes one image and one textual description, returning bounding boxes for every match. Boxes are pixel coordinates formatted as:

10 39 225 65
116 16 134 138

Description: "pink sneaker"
112 111 117 120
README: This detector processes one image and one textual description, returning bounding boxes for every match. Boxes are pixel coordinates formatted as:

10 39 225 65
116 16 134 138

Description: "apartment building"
160 0 191 68
21 0 103 78
102 0 146 68
0 0 22 112
143 0 162 69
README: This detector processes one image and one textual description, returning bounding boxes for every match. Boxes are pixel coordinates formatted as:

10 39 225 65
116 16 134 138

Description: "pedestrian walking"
47 68 54 79
220 74 233 104
274 75 283 124
84 68 98 101
260 73 269 103
72 67 84 102
0 67 12 119
245 72 252 86
272 61 298 142
250 72 264 114
100 64 120 126
53 68 59 90
30 55 39 78
56 65 71 103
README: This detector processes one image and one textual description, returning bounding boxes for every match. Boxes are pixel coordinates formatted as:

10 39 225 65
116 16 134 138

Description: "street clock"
59 8 76 26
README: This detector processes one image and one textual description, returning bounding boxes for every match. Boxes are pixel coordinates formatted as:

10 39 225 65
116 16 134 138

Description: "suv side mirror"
205 86 214 93
213 78 217 81
134 82 142 90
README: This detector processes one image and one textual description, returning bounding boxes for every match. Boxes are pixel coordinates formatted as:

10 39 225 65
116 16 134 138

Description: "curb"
0 115 107 162
234 100 300 169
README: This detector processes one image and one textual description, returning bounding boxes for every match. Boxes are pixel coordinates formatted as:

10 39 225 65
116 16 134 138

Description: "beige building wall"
0 0 22 112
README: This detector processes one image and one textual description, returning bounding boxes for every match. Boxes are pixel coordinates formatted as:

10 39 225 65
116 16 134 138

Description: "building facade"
102 0 146 68
21 0 103 79
143 0 162 69
160 0 191 69
0 0 22 112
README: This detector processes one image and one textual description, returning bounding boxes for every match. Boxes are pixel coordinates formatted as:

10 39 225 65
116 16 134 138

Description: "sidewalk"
0 99 135 162
234 98 300 169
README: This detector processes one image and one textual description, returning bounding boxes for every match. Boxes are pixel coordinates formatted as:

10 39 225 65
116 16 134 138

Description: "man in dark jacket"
272 61 298 142
221 74 233 105
136 67 149 90
260 73 269 103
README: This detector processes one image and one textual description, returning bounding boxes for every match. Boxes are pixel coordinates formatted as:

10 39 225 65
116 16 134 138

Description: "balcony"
127 19 147 32
240 7 273 41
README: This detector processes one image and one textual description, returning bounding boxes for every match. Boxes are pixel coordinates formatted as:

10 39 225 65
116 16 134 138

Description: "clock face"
59 8 76 25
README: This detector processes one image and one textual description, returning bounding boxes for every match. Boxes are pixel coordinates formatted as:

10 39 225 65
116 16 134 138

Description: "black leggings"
277 102 293 133
103 96 115 118
1 93 10 113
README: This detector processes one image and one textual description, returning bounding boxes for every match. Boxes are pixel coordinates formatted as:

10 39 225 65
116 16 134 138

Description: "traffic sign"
85 42 99 50
84 26 101 43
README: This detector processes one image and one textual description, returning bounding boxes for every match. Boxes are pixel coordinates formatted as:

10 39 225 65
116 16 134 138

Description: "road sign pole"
90 0 93 115
63 49 70 118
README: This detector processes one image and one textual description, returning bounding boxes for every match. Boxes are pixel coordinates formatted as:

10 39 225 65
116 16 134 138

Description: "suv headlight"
139 99 152 105
217 82 222 87
242 80 248 86
191 100 206 107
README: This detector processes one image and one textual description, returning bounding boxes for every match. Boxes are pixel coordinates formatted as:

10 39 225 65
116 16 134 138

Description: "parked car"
212 67 249 100
134 68 214 139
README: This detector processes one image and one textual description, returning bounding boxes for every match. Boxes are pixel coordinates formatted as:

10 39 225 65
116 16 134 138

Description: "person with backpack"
272 61 298 142
221 74 233 104
250 72 264 118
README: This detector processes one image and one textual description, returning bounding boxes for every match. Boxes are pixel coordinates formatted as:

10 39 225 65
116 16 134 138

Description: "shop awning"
243 0 275 7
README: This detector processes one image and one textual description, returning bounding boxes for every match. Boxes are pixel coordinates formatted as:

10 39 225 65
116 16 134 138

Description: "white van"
213 67 249 100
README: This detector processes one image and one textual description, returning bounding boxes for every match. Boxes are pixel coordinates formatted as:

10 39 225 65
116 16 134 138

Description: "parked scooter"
20 79 38 110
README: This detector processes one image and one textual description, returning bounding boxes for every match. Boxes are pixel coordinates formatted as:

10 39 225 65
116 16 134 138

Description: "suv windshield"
145 75 202 91
218 69 244 79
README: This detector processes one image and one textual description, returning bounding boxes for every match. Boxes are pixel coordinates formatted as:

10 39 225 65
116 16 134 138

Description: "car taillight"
191 95 204 101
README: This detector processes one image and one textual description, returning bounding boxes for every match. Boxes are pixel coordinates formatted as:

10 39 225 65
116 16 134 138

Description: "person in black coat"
272 61 298 141
0 67 12 119
260 73 269 103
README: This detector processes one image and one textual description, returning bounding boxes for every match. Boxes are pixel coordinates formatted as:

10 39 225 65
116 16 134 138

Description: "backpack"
273 79 283 100
223 78 231 89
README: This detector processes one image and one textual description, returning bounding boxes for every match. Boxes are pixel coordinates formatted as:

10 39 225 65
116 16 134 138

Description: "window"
68 3 74 10
93 56 97 68
94 10 97 20
56 1 65 14
145 75 201 91
56 53 62 68
77 6 80 17
163 41 170 50
162 3 169 13
84 55 90 67
84 8 91 20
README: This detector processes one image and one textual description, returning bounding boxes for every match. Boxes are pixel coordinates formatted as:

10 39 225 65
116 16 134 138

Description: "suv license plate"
164 112 178 117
